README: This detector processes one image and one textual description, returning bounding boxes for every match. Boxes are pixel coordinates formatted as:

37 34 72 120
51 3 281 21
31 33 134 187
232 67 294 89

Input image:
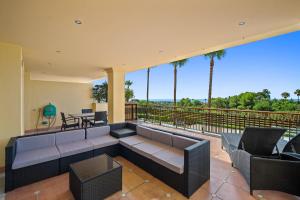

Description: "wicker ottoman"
69 154 122 200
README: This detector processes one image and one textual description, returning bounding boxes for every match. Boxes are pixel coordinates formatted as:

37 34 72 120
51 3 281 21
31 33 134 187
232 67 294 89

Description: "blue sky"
94 31 300 100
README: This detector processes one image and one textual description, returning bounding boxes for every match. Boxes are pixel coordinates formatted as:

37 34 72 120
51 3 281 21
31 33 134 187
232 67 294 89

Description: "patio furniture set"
61 109 107 131
221 127 300 197
5 122 210 199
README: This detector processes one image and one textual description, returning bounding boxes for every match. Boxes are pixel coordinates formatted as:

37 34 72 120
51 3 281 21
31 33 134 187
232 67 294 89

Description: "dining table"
69 113 95 128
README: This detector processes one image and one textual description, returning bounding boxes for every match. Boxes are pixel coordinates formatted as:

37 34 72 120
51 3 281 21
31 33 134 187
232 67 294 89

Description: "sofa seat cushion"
110 128 136 138
151 148 184 174
57 141 93 158
131 140 170 160
119 135 149 149
12 147 60 170
87 135 119 149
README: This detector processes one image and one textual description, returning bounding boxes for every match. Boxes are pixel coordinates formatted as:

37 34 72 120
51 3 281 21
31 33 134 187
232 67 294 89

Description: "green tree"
92 81 108 103
294 89 300 103
257 89 271 100
178 98 193 107
125 80 133 89
253 100 272 111
204 50 226 108
211 97 228 108
281 92 290 100
238 92 256 109
229 95 239 108
170 59 188 106
125 80 134 102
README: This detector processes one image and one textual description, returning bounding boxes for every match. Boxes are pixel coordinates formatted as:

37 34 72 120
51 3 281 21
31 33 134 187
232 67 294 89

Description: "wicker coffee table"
69 154 122 200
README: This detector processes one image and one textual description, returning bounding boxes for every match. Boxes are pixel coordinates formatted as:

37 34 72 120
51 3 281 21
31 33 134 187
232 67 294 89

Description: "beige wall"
92 102 108 112
0 43 23 167
24 72 93 131
107 68 125 123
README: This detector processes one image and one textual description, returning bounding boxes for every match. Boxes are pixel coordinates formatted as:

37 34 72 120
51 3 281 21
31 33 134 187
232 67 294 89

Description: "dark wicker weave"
221 127 300 196
60 150 93 173
69 154 122 200
93 144 120 157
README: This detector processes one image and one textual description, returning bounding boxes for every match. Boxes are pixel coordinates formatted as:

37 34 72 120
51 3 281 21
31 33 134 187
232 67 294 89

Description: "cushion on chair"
110 128 136 138
172 135 198 150
86 126 110 139
119 135 149 149
151 148 184 174
56 141 93 157
87 135 119 149
151 130 172 146
136 125 153 139
55 129 85 145
16 134 56 153
12 147 60 169
131 140 169 159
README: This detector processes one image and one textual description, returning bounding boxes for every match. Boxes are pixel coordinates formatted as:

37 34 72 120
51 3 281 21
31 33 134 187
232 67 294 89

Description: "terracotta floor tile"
253 190 300 200
216 182 256 200
190 187 212 200
202 176 224 194
226 169 250 192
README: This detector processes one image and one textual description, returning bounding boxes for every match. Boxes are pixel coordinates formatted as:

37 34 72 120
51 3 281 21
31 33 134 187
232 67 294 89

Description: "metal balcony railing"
125 103 300 139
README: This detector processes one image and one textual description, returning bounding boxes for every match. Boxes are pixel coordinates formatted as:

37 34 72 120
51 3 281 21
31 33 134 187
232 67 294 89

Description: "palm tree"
281 92 290 100
125 80 133 89
204 50 226 108
170 59 188 106
146 67 151 104
294 89 300 103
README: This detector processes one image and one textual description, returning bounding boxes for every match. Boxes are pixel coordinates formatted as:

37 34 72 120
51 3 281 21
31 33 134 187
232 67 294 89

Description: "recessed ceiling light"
239 21 246 26
74 19 82 25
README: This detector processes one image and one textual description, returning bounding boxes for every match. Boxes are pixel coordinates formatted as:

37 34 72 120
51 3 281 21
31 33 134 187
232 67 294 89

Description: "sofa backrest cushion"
136 125 153 139
172 135 198 149
151 130 173 146
16 134 55 153
86 126 110 139
55 129 85 145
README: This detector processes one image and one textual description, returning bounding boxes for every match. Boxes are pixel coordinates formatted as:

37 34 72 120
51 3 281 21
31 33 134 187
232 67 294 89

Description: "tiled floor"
2 125 300 200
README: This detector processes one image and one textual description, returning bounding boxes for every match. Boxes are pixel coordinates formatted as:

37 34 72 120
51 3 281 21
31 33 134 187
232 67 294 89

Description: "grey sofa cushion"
16 134 55 153
86 126 110 139
151 129 172 146
12 147 60 169
136 125 153 139
56 141 93 157
55 129 85 145
87 135 119 149
110 128 136 138
119 135 149 149
131 140 169 159
151 148 184 174
172 135 198 150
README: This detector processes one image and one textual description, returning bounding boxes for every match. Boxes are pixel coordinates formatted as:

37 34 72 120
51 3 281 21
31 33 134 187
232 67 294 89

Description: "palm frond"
170 59 188 68
204 50 226 60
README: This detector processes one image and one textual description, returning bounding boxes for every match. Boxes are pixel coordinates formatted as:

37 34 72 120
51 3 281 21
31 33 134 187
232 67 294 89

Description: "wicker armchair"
221 127 300 195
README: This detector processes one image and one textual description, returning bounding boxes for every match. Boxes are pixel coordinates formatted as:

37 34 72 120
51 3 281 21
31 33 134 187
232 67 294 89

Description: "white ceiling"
0 0 299 82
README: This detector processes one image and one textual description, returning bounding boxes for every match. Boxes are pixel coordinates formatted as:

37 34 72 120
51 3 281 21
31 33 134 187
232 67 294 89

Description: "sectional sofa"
5 122 210 197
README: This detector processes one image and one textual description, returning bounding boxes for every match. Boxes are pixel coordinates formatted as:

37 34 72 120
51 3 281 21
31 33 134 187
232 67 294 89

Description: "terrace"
1 1 300 200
